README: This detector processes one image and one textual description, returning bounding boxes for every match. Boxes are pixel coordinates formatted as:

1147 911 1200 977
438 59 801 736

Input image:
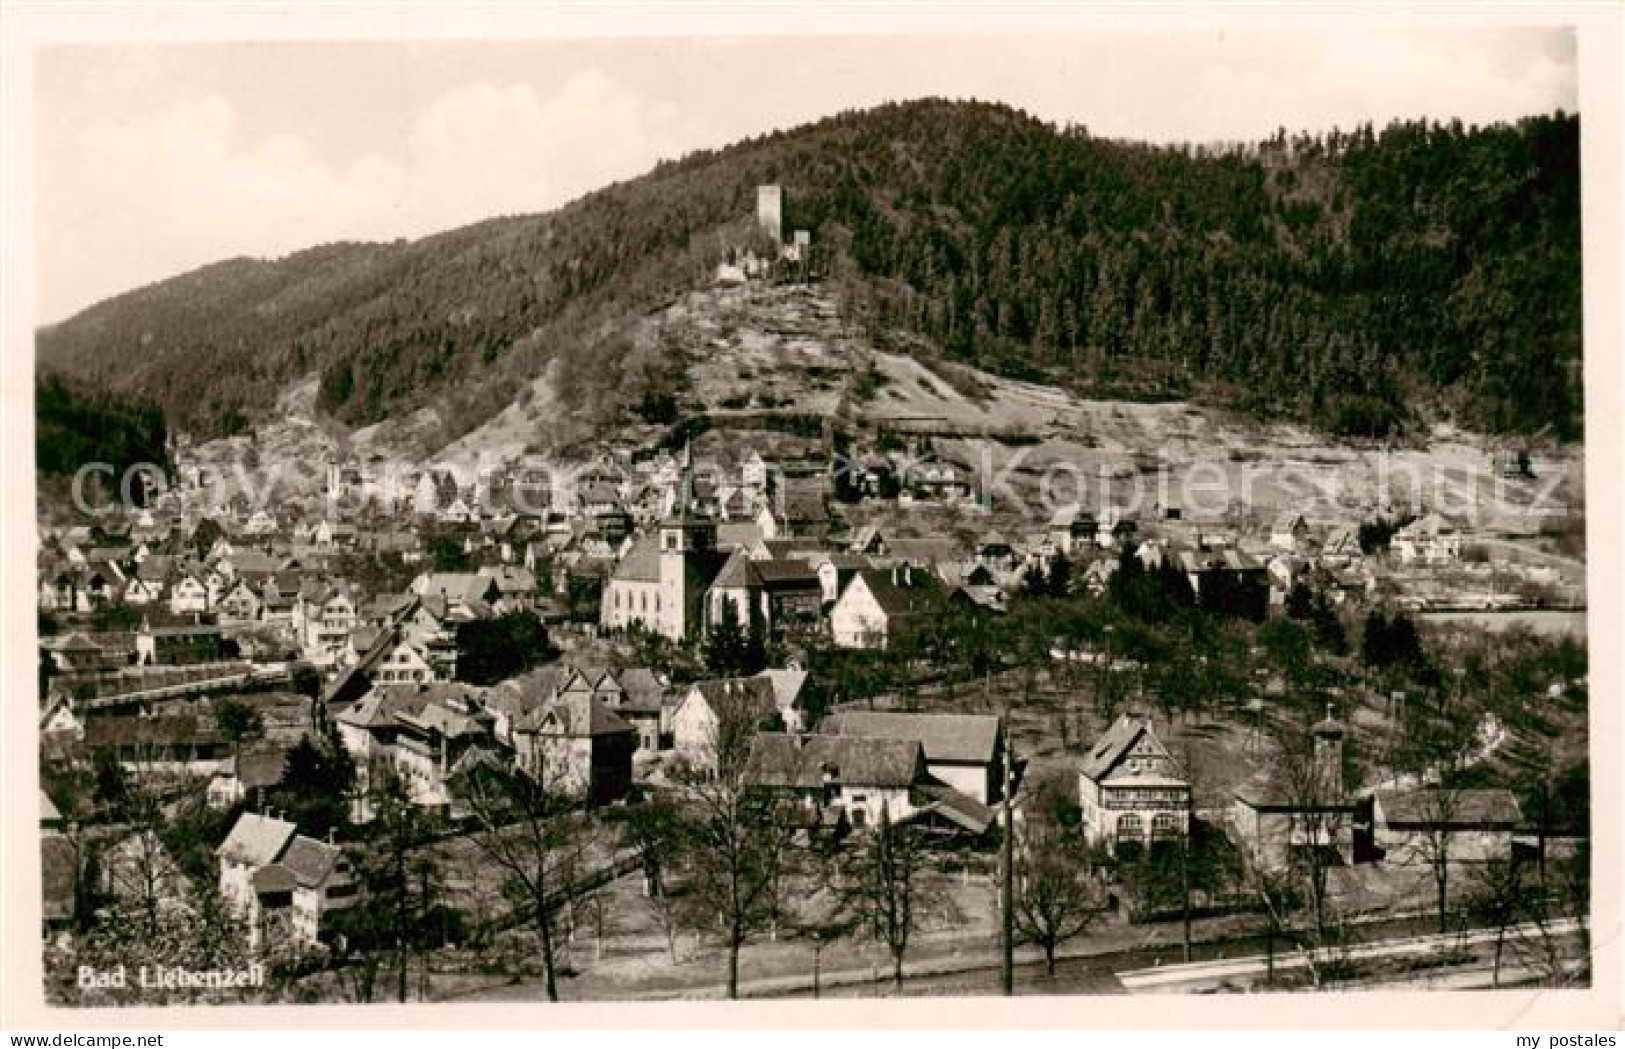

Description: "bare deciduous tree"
1012 826 1108 976
842 802 933 989
1388 786 1467 934
1268 721 1349 951
670 681 796 999
623 792 688 964
1465 856 1536 988
342 760 441 1003
458 753 598 1004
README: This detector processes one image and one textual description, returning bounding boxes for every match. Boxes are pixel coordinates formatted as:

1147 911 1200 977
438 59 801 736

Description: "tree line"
37 100 1580 449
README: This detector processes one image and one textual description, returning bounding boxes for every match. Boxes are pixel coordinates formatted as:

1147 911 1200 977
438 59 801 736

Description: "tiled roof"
218 812 297 867
334 686 429 730
811 551 872 571
710 550 763 589
279 834 344 888
827 711 1001 765
689 676 781 720
1080 714 1162 783
757 538 824 559
755 559 821 588
716 522 765 550
42 631 103 654
524 691 634 738
364 593 418 622
610 535 662 583
746 733 923 790
485 664 570 721
852 568 947 618
617 667 666 706
478 565 537 593
1374 788 1523 828
395 690 490 738
1232 765 1352 811
754 669 808 713
251 863 298 894
913 780 996 834
884 538 964 565
417 573 499 605
226 551 280 575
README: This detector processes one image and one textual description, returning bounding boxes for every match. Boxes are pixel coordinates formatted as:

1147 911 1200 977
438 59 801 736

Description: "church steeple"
1312 703 1346 798
677 440 694 515
661 441 714 553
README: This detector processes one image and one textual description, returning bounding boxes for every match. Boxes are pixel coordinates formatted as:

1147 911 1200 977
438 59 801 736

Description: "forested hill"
36 99 1581 446
36 373 168 504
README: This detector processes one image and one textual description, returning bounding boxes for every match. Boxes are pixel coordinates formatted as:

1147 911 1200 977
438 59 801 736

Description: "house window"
1116 814 1144 841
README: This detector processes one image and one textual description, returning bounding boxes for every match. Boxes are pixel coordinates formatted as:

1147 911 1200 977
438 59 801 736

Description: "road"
1117 918 1585 994
703 913 1459 1000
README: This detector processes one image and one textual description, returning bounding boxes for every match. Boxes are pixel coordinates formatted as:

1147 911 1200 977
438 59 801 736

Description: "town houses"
33 197 1581 995
26 104 1594 1009
33 443 1580 999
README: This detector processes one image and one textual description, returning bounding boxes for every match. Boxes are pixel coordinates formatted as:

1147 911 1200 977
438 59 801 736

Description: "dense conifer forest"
36 99 1581 445
35 373 169 483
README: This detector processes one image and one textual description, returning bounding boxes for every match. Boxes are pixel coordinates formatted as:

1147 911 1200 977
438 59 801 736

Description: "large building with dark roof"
599 507 729 643
824 711 1006 805
512 687 636 805
828 565 948 649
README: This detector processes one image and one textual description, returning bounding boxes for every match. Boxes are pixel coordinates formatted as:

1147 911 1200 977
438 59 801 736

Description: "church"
599 450 729 643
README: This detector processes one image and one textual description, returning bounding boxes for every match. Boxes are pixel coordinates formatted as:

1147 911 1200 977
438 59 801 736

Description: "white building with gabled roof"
1078 714 1191 854
217 812 357 949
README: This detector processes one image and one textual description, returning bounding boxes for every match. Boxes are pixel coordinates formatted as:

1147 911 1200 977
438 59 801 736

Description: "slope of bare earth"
673 283 855 419
432 362 567 473
193 281 1583 543
184 376 339 506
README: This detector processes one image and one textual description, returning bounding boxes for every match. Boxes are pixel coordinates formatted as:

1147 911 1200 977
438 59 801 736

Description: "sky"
33 28 1578 324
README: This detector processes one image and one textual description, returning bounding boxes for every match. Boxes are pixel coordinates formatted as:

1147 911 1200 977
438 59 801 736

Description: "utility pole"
1180 831 1193 964
1181 738 1196 963
1000 747 1015 996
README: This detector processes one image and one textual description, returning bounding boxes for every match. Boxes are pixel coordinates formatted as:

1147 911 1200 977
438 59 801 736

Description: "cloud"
399 70 713 223
39 69 716 321
36 33 1575 322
